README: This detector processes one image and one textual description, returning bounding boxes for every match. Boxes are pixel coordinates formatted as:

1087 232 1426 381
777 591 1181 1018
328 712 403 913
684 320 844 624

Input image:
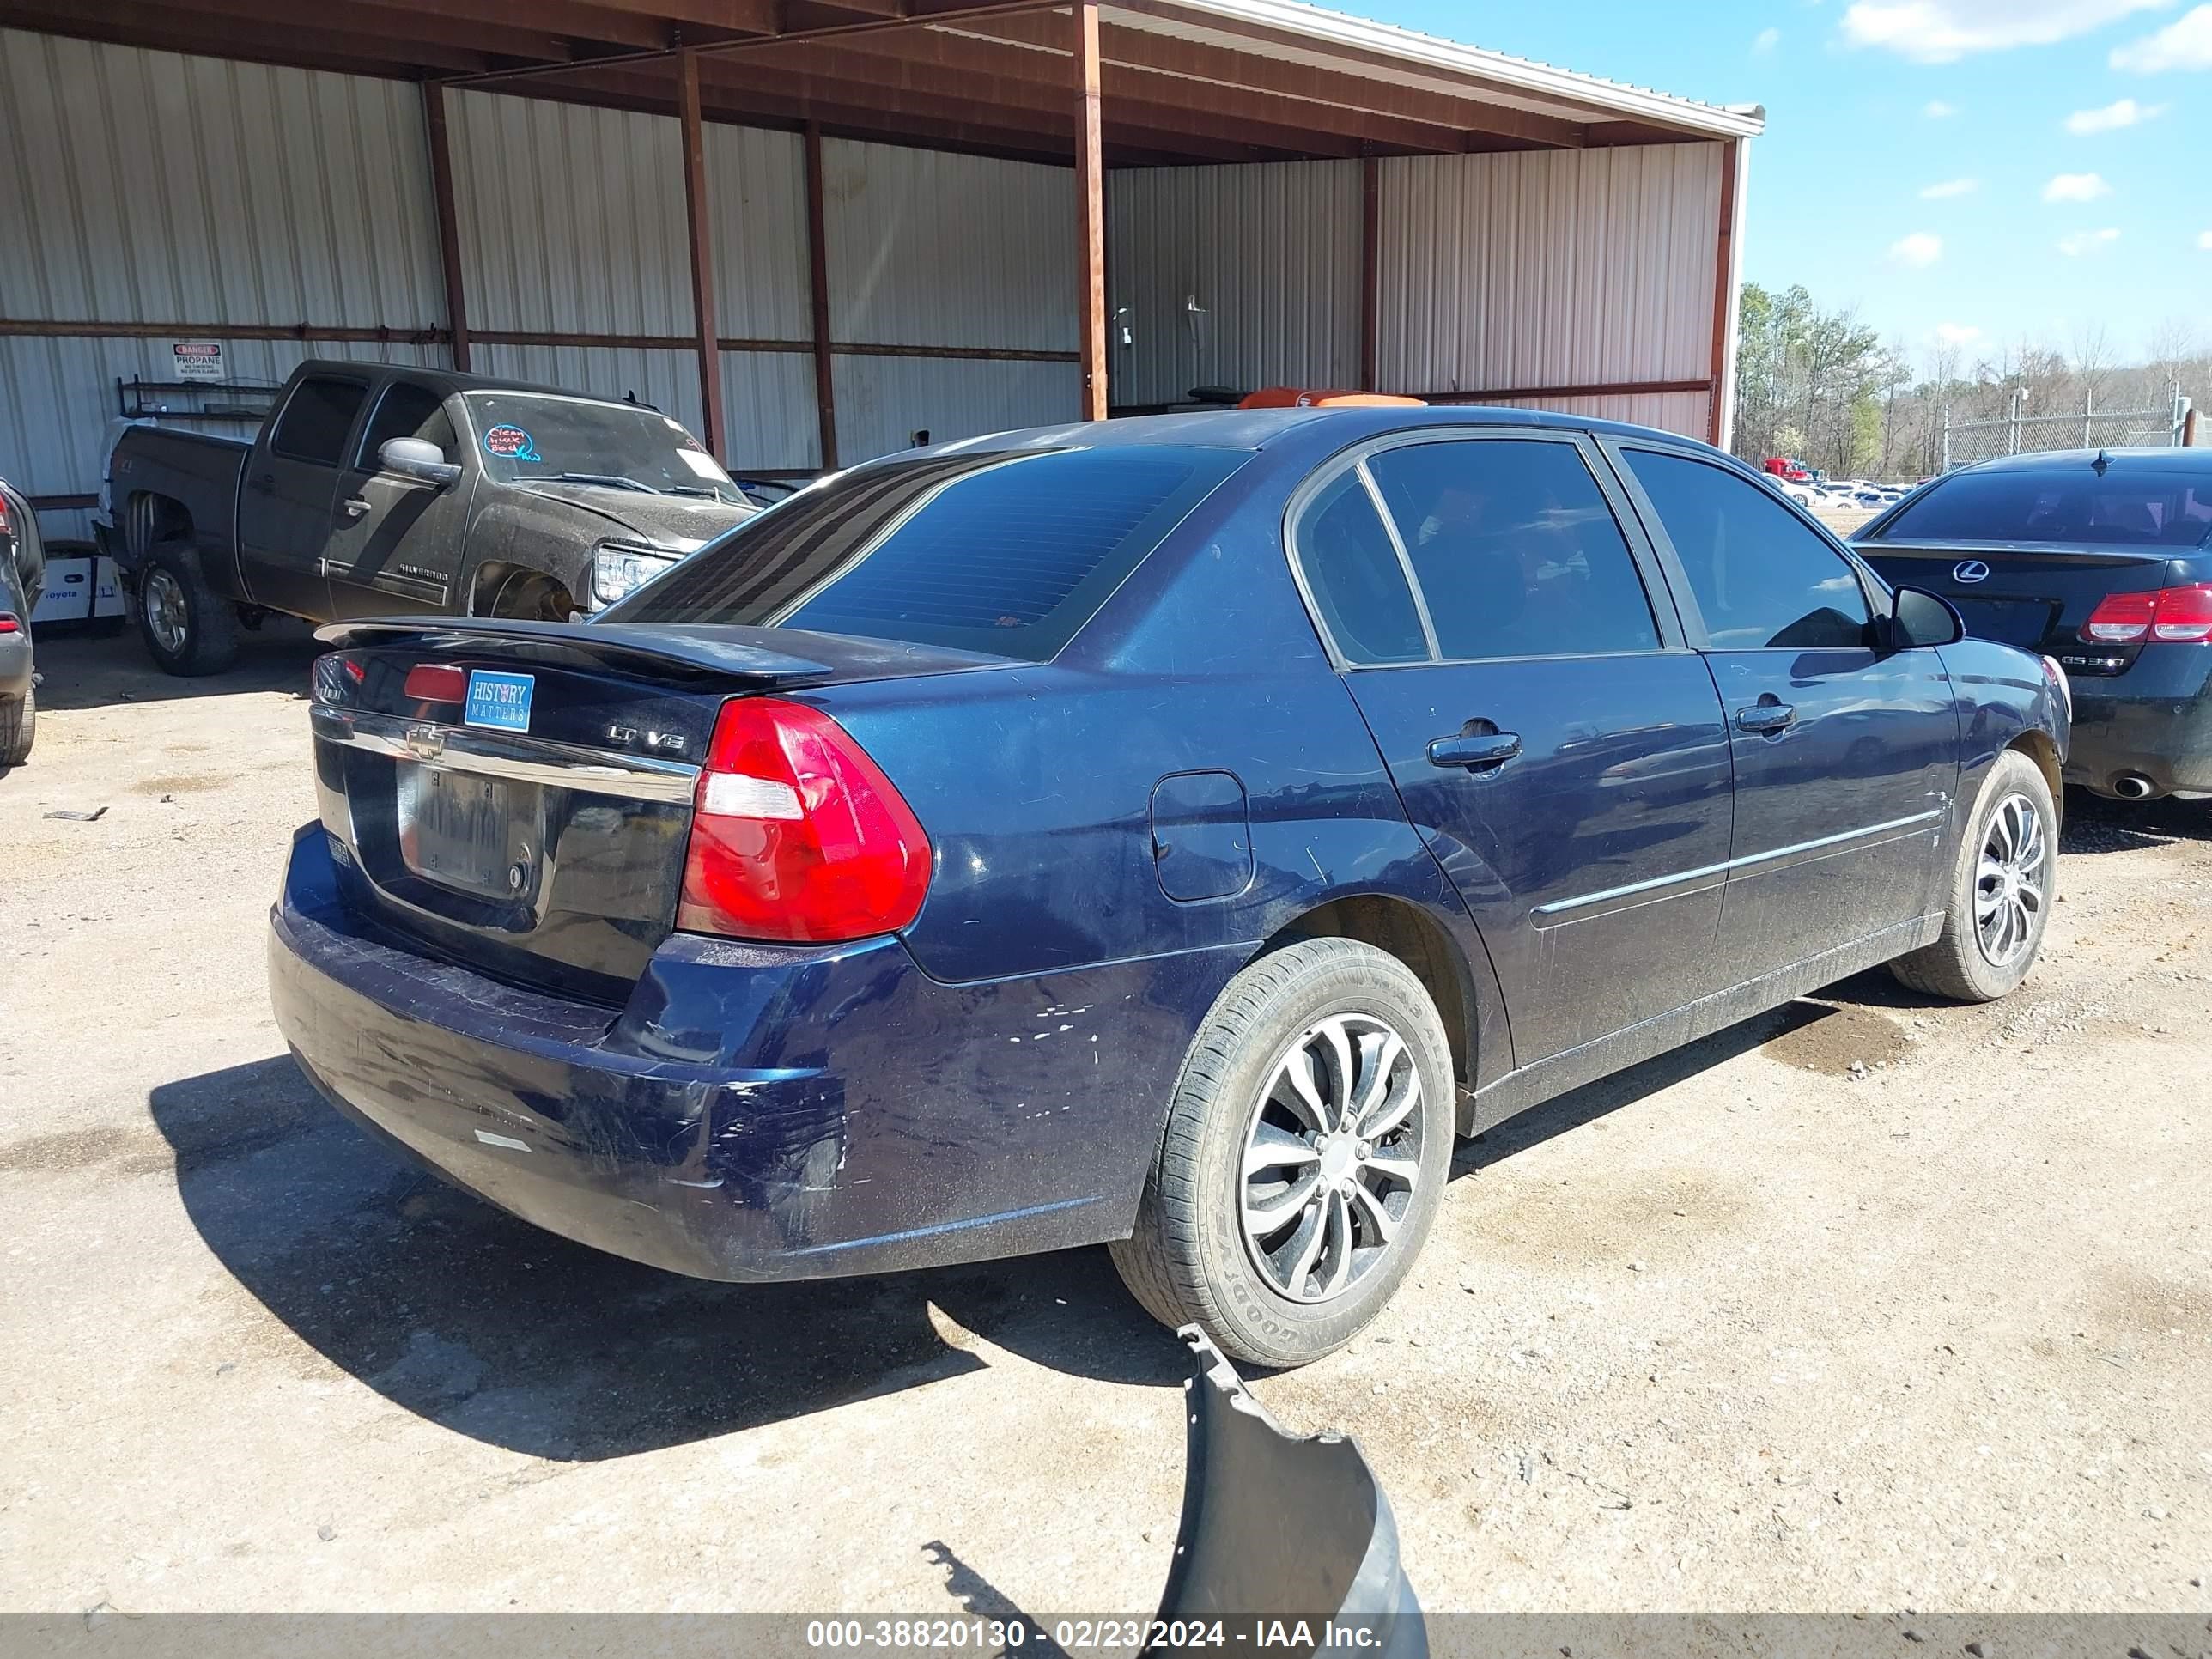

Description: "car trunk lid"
1853 540 2179 665
307 621 1006 1001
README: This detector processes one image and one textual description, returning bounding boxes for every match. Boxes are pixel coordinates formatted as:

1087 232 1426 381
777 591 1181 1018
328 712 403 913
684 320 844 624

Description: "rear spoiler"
317 617 1008 690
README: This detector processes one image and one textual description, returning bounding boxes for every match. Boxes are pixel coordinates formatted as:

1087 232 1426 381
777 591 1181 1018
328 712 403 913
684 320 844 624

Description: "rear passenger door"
325 380 471 619
236 372 370 619
1292 430 1735 1064
1605 442 1958 971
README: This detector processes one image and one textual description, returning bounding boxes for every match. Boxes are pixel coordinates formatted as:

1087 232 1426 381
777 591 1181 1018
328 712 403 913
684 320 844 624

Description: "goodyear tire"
1112 938 1455 1368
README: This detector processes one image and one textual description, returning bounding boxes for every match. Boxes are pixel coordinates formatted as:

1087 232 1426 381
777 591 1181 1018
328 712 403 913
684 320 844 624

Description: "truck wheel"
1890 748 2056 1003
0 684 33 767
1111 938 1455 1368
483 569 574 623
136 544 240 677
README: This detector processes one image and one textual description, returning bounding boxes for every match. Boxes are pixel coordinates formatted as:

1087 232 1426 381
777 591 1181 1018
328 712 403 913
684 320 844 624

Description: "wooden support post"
678 51 727 460
1706 138 1739 447
1359 155 1380 392
1073 0 1107 422
803 121 840 471
422 82 471 372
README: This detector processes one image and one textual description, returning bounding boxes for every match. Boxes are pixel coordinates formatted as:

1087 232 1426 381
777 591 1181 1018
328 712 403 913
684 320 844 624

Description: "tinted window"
1875 468 2212 548
1623 449 1872 651
1290 471 1429 665
359 383 457 467
609 446 1246 662
269 377 368 467
1366 439 1658 660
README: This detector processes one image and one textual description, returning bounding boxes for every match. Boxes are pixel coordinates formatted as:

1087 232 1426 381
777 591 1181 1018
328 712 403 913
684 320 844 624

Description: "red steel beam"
1706 138 1739 447
677 51 728 460
802 120 840 470
1074 0 1106 422
422 82 473 373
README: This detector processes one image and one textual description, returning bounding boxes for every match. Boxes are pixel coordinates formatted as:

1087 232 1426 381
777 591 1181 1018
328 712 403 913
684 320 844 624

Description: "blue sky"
1359 0 2212 374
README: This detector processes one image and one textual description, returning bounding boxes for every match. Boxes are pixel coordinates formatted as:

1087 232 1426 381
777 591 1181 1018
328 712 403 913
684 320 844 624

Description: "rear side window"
270 377 369 467
1874 468 2212 548
1364 438 1659 660
358 383 458 468
606 446 1246 662
1622 448 1873 651
1289 471 1430 665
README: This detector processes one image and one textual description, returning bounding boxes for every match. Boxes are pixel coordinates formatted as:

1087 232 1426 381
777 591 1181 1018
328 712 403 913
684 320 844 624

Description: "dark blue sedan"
270 408 2069 1366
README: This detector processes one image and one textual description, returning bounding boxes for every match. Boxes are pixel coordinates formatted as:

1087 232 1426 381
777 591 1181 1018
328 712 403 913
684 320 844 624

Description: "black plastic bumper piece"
1155 1327 1425 1658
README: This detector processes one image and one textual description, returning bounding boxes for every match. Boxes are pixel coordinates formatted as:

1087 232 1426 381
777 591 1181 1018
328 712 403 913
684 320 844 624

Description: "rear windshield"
464 392 744 507
602 445 1249 661
1874 468 2212 548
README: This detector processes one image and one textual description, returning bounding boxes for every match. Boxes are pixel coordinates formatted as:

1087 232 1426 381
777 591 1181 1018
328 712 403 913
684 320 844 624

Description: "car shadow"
148 1055 1192 1462
29 621 321 712
2060 787 2212 854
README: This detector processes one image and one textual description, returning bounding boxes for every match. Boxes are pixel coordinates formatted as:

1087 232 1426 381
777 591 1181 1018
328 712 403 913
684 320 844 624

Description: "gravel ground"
3 625 2210 1619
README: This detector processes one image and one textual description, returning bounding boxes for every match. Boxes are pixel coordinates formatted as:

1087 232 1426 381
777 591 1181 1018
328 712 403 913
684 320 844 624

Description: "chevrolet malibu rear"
273 410 2066 1367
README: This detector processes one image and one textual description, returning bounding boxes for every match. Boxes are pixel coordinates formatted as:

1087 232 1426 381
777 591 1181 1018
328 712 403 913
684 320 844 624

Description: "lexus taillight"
678 697 932 943
2081 584 2212 645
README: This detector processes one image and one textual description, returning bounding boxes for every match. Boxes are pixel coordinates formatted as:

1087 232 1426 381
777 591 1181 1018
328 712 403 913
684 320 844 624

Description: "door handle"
1428 730 1522 769
1735 702 1796 735
341 496 370 519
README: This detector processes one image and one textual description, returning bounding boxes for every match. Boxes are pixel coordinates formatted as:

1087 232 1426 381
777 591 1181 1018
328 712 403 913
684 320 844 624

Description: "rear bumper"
269 824 1232 1281
2061 647 2212 797
0 630 31 700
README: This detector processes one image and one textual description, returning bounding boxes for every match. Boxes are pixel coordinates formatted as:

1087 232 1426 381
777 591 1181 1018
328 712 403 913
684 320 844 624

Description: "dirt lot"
3 625 2210 1619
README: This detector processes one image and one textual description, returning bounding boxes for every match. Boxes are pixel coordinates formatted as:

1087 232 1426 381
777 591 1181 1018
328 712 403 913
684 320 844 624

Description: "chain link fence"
1940 386 2194 471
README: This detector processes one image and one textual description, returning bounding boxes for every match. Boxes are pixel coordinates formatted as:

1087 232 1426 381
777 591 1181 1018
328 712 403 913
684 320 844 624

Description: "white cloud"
2043 171 2112 200
1923 99 1960 116
2057 227 2123 254
1753 25 1784 49
1919 177 1981 198
1841 0 2171 62
1934 321 1984 344
2199 229 2212 248
2110 3 2212 67
1890 231 1946 266
2064 97 2168 131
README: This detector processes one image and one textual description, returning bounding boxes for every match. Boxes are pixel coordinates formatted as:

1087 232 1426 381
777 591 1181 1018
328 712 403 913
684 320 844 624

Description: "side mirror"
1891 585 1964 648
379 436 461 488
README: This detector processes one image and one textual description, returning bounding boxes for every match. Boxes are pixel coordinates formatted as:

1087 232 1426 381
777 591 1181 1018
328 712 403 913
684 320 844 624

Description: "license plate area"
397 762 536 902
1951 597 2059 651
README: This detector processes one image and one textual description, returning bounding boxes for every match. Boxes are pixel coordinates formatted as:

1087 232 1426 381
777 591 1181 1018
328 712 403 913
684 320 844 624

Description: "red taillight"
0 614 19 635
404 663 469 703
2081 584 2212 645
678 697 932 943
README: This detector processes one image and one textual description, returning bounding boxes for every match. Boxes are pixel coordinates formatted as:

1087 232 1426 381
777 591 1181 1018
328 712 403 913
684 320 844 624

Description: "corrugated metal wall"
1 22 1734 536
1106 160 1362 408
823 139 1078 457
0 25 448 537
1376 143 1723 402
1104 144 1725 439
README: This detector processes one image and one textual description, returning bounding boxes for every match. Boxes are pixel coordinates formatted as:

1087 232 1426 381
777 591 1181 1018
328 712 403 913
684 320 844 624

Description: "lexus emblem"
1953 559 1991 585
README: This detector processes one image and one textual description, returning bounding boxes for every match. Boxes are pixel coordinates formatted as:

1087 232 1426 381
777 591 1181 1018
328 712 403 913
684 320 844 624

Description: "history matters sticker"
482 423 539 462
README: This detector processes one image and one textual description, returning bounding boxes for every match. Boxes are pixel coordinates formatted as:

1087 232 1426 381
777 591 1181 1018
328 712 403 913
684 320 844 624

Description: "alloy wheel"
1975 793 2047 968
1238 1012 1423 1304
144 568 190 655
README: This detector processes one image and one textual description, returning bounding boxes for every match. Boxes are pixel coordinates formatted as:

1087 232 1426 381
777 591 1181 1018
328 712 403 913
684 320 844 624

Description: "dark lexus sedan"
1854 447 2211 802
270 408 2069 1366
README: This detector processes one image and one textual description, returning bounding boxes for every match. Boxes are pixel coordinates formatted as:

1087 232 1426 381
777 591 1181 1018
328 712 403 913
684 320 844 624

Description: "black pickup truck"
107 362 754 674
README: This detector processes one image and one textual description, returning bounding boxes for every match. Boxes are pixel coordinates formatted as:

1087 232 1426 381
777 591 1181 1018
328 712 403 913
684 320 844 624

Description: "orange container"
1236 387 1426 410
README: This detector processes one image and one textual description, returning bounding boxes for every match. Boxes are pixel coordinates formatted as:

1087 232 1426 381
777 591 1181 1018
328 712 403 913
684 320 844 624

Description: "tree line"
1730 280 2208 480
